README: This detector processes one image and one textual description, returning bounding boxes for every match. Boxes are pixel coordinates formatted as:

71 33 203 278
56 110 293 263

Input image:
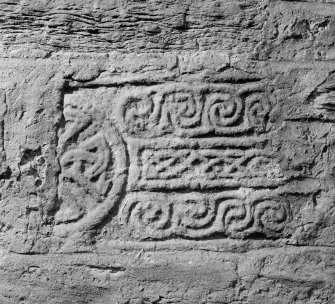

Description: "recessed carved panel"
127 138 284 191
53 81 298 242
116 83 271 138
119 191 292 240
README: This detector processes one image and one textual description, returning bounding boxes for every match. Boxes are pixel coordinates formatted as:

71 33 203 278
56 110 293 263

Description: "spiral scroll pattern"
132 200 171 230
246 93 271 131
207 93 244 127
166 92 203 128
254 200 290 233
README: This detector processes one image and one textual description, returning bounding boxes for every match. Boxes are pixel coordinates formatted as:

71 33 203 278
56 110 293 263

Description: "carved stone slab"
0 2 335 298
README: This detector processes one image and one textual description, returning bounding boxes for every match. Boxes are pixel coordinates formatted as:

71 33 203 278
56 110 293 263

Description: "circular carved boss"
54 124 127 238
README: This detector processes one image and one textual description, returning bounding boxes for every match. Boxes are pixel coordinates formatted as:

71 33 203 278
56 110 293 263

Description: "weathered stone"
0 1 335 303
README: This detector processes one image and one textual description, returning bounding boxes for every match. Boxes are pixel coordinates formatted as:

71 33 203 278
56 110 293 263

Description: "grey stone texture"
0 0 335 303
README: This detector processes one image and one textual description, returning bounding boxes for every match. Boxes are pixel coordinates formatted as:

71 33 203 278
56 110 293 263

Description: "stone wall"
0 1 335 303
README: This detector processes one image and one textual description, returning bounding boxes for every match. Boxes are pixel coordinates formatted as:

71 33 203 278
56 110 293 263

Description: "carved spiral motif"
178 199 216 229
132 201 171 230
254 201 290 232
246 93 271 130
162 92 202 128
119 193 292 240
118 84 273 137
207 93 244 127
223 200 252 235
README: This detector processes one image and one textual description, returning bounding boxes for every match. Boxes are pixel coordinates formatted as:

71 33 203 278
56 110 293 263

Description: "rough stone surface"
0 0 335 303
